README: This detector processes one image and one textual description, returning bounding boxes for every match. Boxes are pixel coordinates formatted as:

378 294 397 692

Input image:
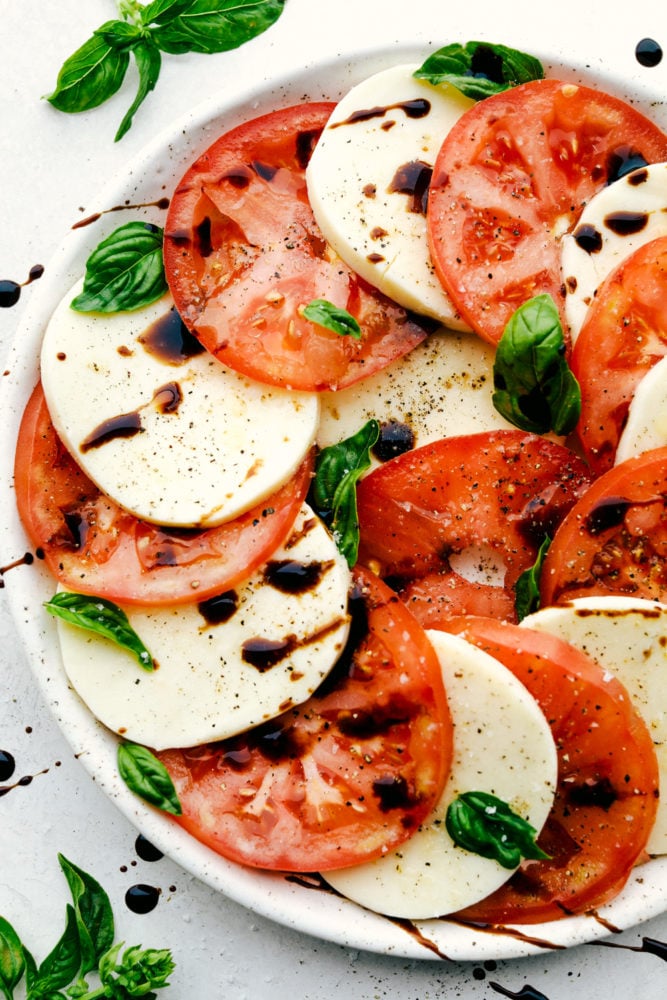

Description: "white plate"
2 38 667 963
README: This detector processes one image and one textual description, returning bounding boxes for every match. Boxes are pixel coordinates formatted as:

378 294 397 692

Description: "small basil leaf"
45 25 131 113
114 39 162 142
118 743 183 815
414 40 543 100
310 420 379 567
302 299 362 339
94 20 144 51
446 791 550 869
30 905 81 996
70 221 168 313
140 0 195 25
515 535 551 621
152 0 285 55
57 856 114 976
0 916 25 1000
492 294 581 436
44 592 155 671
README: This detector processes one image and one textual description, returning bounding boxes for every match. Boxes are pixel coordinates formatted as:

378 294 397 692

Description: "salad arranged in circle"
11 38 667 933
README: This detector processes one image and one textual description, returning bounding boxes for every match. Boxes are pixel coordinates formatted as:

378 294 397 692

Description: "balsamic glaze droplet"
373 421 415 462
635 37 663 67
135 834 164 862
0 750 16 782
125 883 161 914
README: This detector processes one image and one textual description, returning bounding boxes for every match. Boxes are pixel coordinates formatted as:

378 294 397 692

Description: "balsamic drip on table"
0 766 49 797
0 264 44 309
0 551 35 588
489 986 551 1000
72 197 170 230
0 750 16 782
134 834 164 862
125 883 161 914
635 37 663 67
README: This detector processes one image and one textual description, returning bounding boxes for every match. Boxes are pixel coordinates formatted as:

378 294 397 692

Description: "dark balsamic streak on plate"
72 197 171 230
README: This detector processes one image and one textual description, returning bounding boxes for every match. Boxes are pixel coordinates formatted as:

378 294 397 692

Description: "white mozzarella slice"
561 161 667 342
40 282 319 528
522 596 667 854
615 355 667 463
306 64 474 327
324 630 557 918
55 505 351 750
317 328 510 464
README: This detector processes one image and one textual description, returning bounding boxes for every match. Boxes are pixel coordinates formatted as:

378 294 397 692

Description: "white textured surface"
2 1 667 995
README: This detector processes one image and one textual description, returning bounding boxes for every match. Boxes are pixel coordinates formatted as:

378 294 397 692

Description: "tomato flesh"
541 445 667 606
572 236 667 474
441 616 659 923
164 103 430 392
157 566 453 871
427 79 667 344
14 383 312 605
356 430 592 621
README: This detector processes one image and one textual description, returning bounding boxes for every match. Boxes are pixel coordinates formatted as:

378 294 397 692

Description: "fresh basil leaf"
446 791 550 869
29 905 81 997
140 0 194 25
45 26 131 113
115 38 162 142
152 0 285 55
0 916 24 1000
70 221 168 313
492 293 581 436
45 592 155 671
302 299 362 339
414 40 544 100
118 743 183 815
310 420 379 567
515 535 551 621
94 19 144 51
57 856 114 978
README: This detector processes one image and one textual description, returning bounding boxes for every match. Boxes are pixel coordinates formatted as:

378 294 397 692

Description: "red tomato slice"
157 566 453 871
427 79 667 345
14 383 312 605
163 103 430 392
572 236 667 474
440 616 658 923
541 445 667 606
356 430 592 619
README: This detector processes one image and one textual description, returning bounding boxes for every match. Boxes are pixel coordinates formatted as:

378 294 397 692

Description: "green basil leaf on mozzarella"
311 420 379 567
302 299 362 339
117 742 182 815
414 41 544 100
492 294 581 436
45 592 154 671
446 790 550 869
70 221 168 313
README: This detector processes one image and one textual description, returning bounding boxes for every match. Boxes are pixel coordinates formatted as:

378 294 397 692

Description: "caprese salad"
12 40 667 929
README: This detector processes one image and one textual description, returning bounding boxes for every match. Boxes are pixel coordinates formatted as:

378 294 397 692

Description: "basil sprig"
302 299 362 339
118 742 183 815
492 294 581 436
515 535 551 621
0 855 174 999
310 420 379 568
71 221 168 314
45 591 155 671
414 41 543 100
45 0 286 140
446 791 550 869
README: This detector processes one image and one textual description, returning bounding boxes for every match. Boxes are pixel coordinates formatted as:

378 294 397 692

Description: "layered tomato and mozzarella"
15 57 667 924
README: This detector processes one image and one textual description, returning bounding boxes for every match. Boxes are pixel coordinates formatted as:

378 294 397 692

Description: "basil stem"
446 791 550 869
515 535 551 621
118 742 183 815
302 299 362 339
492 294 581 436
70 221 168 314
0 916 24 1000
414 41 544 100
58 855 115 979
310 420 379 567
44 592 155 672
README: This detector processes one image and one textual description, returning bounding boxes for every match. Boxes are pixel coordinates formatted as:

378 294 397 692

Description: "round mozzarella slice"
306 64 474 327
40 283 319 528
522 596 667 854
615 355 667 463
55 505 351 750
317 328 510 464
324 629 557 919
562 161 667 342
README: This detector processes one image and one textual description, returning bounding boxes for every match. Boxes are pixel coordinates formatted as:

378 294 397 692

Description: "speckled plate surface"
2 36 667 962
